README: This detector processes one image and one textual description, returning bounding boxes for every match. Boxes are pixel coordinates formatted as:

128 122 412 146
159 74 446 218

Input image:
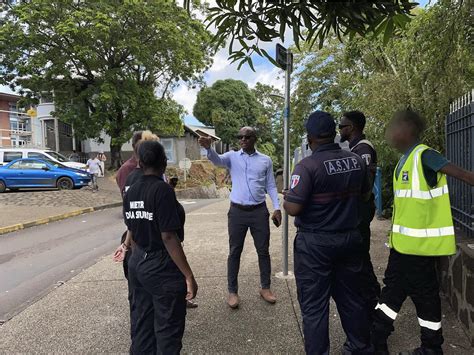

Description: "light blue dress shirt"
207 148 280 210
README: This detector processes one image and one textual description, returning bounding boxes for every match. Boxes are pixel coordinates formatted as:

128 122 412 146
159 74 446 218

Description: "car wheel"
57 177 74 190
0 180 5 193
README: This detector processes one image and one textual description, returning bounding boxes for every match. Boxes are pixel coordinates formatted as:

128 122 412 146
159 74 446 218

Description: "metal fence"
446 90 473 238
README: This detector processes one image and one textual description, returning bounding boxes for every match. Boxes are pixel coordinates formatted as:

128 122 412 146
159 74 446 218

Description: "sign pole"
282 50 292 277
275 44 293 279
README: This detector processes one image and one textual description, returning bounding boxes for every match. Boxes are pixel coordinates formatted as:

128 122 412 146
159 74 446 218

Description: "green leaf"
383 18 394 45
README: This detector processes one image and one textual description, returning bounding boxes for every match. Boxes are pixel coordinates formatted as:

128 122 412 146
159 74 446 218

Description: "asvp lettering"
323 157 361 175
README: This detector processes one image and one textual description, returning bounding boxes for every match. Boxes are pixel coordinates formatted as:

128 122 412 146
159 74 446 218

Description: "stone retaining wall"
439 234 474 346
175 183 230 200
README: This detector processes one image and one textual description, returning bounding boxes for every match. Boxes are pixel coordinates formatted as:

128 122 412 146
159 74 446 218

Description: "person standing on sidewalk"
86 153 103 192
115 140 197 354
372 110 474 355
339 110 381 319
284 111 373 355
198 127 282 309
97 151 107 177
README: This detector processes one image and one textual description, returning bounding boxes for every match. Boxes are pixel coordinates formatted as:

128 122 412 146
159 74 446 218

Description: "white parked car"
0 148 87 170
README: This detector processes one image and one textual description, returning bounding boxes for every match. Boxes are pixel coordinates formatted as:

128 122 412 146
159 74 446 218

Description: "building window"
40 92 53 104
161 138 175 163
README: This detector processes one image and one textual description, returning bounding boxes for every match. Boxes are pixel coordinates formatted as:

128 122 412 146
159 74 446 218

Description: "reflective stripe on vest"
395 184 449 199
392 225 455 238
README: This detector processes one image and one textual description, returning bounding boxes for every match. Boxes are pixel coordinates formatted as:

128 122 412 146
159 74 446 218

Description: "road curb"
0 201 122 236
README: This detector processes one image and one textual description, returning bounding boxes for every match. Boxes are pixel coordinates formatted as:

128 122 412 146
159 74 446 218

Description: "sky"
1 0 432 127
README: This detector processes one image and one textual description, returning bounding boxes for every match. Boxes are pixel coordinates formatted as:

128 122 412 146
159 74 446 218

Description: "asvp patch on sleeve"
361 154 371 166
290 175 300 189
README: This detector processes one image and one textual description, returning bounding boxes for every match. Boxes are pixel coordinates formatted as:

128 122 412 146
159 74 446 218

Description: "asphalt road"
0 199 220 322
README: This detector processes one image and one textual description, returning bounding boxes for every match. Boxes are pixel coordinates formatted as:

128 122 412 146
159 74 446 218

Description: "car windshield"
44 159 65 169
46 151 69 162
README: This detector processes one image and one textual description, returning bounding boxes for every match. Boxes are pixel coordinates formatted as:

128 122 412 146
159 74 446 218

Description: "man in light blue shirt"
199 127 281 309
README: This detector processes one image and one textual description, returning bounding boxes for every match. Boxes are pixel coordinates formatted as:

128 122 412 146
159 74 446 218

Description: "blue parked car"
0 158 92 193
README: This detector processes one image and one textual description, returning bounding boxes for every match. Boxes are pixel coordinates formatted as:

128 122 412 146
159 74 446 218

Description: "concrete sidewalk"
0 199 471 354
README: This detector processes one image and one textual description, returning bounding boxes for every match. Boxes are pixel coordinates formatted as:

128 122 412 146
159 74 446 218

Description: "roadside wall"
439 234 474 346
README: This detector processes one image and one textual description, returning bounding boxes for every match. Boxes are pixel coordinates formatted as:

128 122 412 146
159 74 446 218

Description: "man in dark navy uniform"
284 111 373 355
340 110 381 319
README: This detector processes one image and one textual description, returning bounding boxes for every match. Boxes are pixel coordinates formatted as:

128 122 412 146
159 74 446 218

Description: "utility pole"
275 44 294 279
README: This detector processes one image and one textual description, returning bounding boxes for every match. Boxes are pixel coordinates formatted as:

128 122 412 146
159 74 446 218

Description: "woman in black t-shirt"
114 140 197 354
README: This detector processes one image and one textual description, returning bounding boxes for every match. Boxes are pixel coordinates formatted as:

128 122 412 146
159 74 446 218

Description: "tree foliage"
251 82 285 168
0 0 213 167
193 79 262 147
291 0 472 208
193 79 289 167
206 0 418 68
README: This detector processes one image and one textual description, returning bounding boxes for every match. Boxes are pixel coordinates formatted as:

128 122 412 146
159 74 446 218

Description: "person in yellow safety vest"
371 110 474 355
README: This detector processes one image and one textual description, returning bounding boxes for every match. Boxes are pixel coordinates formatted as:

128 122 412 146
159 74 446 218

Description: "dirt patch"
167 160 229 190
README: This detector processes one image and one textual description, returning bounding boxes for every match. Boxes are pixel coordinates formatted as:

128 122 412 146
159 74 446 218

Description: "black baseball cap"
305 111 336 138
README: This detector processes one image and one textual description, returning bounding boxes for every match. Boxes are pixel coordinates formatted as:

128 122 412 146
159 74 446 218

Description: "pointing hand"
198 136 212 149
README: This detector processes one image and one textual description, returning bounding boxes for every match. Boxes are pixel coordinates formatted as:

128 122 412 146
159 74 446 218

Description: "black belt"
131 242 164 259
231 201 266 211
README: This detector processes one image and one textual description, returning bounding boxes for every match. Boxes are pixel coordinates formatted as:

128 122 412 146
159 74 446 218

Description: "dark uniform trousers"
371 249 443 353
358 199 381 318
227 203 271 293
294 230 372 355
128 245 187 355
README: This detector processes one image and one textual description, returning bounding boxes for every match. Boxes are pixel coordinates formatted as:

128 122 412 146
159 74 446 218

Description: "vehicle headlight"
78 173 89 177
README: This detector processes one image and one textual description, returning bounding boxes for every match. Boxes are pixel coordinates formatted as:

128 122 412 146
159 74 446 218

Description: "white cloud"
173 85 200 115
175 43 286 126
0 85 16 95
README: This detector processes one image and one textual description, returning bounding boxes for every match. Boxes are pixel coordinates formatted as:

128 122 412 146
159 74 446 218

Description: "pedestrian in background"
116 131 143 195
339 110 381 321
97 151 107 177
69 150 80 162
284 111 373 355
372 110 474 355
114 140 197 354
86 153 103 192
199 127 282 309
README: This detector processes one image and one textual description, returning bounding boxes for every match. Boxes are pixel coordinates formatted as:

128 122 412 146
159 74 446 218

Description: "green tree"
292 0 472 209
193 79 262 148
206 0 418 68
251 82 285 168
0 0 213 168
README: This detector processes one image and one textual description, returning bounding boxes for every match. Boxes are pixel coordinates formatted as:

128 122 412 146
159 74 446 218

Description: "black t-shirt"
285 143 370 232
124 169 186 241
124 168 143 194
123 175 181 251
350 135 377 187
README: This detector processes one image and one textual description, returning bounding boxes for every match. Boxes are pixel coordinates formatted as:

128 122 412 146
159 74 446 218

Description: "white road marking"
179 201 196 205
